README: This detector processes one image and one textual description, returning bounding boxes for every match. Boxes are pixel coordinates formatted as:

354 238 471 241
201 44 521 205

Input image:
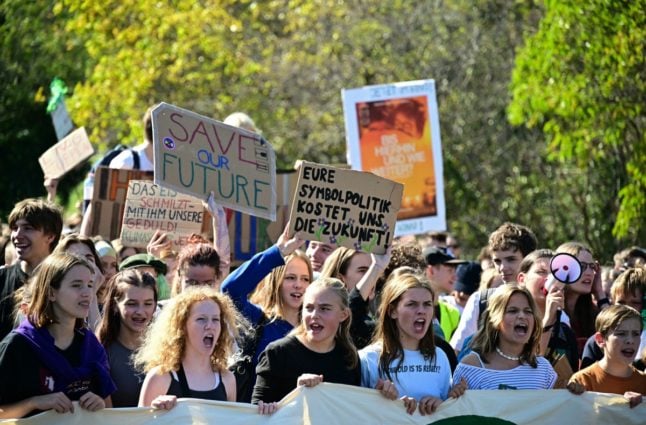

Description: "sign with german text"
152 103 277 220
342 80 446 236
120 180 204 249
38 127 94 179
288 162 402 254
89 167 154 240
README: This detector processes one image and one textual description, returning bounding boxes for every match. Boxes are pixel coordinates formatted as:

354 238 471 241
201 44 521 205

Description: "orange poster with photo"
343 80 446 236
356 97 436 220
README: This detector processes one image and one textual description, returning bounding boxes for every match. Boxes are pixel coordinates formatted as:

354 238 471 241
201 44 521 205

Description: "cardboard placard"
288 162 403 254
38 127 94 179
223 170 297 265
89 167 154 240
120 180 204 249
151 103 277 220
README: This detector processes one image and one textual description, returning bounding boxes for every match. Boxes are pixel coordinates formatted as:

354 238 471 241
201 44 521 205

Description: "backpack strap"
477 287 496 327
131 148 140 170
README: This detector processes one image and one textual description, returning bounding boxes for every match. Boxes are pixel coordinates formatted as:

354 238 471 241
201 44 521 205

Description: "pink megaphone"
544 253 582 294
549 253 582 284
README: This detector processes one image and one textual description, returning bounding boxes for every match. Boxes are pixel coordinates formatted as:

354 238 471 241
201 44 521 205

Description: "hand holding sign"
288 162 403 254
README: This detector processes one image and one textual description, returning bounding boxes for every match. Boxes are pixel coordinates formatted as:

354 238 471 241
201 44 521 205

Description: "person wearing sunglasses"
556 242 605 355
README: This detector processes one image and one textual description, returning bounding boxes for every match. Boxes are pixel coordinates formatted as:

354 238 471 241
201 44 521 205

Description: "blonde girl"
252 278 360 403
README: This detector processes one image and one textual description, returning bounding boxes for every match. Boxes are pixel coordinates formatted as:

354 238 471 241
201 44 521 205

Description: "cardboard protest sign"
38 127 94 179
151 103 277 220
120 180 204 249
288 162 402 254
225 170 297 265
342 80 446 236
89 167 154 240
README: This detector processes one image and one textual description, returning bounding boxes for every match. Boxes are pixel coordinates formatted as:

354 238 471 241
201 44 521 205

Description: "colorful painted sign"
342 80 446 236
89 167 154 240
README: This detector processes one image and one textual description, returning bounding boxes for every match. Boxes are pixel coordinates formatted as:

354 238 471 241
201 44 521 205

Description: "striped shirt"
453 352 556 390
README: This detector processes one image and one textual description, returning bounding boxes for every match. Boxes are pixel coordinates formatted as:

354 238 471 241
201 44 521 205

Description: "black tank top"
167 365 227 401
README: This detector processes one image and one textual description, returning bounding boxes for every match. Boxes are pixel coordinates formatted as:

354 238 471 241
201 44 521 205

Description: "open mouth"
621 348 636 358
290 292 303 301
309 323 323 334
413 318 426 332
203 334 215 348
514 323 529 336
131 316 148 326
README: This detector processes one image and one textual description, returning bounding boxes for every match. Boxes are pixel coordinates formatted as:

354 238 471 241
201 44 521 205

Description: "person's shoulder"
108 149 133 168
439 299 460 315
265 334 297 351
570 362 597 380
460 352 482 368
359 343 381 359
535 356 553 367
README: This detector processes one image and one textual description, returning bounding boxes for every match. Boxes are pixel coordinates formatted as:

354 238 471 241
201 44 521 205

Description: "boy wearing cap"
450 223 537 353
424 246 465 340
440 262 482 315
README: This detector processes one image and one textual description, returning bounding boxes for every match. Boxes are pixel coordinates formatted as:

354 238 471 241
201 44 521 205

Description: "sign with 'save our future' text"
39 127 94 179
288 162 403 254
152 103 277 221
120 180 204 249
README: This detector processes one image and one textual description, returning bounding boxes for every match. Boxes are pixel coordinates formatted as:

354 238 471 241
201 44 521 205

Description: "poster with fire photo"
342 80 446 236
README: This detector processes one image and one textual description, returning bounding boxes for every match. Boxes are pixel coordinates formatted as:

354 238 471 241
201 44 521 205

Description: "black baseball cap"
423 246 467 266
454 262 482 295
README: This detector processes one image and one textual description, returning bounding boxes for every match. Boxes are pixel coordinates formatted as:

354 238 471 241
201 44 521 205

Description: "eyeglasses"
579 262 598 272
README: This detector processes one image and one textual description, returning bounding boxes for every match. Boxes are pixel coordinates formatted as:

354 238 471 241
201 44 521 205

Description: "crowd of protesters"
0 109 644 420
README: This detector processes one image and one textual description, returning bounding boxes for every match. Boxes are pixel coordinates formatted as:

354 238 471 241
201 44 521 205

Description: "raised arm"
355 248 391 301
203 192 231 283
221 224 303 321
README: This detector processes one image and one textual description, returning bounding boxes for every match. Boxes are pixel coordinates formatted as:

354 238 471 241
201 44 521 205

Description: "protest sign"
38 127 94 179
89 167 154 240
50 101 74 140
120 180 204 249
226 170 297 265
5 385 644 425
288 162 402 254
152 103 277 220
342 79 446 236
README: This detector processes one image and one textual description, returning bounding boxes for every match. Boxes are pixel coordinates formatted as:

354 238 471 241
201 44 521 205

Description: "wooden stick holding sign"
38 127 94 179
288 162 403 254
120 180 204 249
151 102 277 221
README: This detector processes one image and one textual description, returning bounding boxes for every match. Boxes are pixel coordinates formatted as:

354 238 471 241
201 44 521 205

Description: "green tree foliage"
509 0 645 246
0 0 88 219
1 0 639 260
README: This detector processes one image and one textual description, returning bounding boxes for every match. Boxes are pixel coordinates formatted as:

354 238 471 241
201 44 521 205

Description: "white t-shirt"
359 343 452 400
109 143 154 171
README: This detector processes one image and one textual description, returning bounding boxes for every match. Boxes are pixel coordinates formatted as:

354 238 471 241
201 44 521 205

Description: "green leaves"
510 0 645 246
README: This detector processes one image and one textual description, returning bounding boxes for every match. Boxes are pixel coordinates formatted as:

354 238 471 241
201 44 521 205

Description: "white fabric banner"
2 384 644 425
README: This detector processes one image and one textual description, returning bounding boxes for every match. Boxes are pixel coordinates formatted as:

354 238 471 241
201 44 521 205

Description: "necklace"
495 346 520 361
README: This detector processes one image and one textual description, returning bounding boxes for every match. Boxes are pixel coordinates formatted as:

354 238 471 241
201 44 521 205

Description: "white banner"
2 384 643 425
